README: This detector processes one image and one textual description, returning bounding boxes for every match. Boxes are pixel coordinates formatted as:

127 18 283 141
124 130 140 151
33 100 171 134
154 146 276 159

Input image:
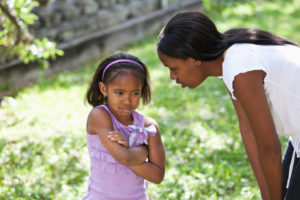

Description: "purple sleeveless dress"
83 105 155 200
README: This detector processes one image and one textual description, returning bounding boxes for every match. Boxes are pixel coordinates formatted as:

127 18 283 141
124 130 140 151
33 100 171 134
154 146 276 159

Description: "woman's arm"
232 70 282 200
129 117 166 184
231 97 270 200
87 107 148 166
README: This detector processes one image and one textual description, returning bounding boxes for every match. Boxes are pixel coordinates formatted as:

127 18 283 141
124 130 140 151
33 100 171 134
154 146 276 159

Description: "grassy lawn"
0 1 299 199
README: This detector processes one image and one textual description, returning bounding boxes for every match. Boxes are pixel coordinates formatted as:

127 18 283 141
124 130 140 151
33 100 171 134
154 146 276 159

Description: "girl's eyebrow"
130 89 142 92
112 88 141 91
112 88 124 93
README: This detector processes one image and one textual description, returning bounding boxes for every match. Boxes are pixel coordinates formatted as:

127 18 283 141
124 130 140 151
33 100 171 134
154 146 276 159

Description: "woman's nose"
170 71 176 80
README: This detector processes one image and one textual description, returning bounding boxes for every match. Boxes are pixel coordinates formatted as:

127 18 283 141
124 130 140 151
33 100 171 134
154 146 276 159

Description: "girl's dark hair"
157 11 298 61
86 52 151 107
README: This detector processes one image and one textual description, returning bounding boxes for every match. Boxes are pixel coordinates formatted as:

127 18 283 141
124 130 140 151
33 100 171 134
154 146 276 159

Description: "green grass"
0 0 298 199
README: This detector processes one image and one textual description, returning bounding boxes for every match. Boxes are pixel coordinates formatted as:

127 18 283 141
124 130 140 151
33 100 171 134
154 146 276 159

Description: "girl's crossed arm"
87 107 148 166
109 117 166 184
129 117 165 184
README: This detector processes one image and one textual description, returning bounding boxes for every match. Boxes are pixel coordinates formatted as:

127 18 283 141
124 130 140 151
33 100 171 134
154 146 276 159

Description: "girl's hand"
108 131 129 147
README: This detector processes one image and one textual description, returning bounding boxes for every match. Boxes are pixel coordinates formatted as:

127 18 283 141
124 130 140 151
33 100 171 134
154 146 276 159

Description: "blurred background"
1 0 299 199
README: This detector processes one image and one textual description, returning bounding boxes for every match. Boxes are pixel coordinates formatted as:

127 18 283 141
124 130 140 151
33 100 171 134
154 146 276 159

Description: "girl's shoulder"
89 105 110 119
144 116 158 129
87 105 113 134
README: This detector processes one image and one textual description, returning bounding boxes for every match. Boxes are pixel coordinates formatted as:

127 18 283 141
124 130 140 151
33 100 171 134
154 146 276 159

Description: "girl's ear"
99 82 107 97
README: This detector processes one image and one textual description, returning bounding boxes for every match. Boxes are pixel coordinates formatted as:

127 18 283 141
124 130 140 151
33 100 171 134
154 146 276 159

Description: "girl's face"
99 73 142 125
158 52 208 89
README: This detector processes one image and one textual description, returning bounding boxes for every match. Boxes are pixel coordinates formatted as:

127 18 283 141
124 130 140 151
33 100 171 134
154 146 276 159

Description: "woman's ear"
99 82 107 97
188 57 202 66
195 60 202 66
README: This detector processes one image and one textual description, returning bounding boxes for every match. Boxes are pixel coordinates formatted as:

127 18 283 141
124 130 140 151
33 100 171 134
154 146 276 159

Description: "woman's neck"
203 53 224 77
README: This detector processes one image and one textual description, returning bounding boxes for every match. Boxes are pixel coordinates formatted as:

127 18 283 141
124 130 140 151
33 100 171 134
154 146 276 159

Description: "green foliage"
202 0 252 11
203 0 300 43
0 136 88 200
0 0 63 69
0 0 297 199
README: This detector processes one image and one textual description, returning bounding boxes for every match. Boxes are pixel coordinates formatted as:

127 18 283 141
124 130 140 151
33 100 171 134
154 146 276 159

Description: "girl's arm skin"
231 97 270 200
109 117 166 184
130 117 165 184
87 107 148 166
231 70 282 200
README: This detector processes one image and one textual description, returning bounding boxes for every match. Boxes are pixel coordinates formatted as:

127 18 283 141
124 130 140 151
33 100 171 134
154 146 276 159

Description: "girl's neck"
118 116 134 126
109 108 134 126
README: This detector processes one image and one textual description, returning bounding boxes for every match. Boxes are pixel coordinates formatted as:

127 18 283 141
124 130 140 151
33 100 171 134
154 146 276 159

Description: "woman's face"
158 52 208 89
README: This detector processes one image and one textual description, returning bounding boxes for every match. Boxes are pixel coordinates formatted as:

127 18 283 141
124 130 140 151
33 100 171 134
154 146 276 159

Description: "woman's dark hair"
86 52 151 107
157 11 298 61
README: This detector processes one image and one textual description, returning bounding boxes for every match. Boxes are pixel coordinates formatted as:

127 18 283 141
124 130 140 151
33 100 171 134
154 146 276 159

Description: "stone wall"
31 0 162 44
0 0 203 93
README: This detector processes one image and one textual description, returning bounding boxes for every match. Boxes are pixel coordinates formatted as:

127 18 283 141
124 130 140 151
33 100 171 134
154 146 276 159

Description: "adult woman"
156 11 300 200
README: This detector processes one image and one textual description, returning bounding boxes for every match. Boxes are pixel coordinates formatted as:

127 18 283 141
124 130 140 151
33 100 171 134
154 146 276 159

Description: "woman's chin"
188 84 199 89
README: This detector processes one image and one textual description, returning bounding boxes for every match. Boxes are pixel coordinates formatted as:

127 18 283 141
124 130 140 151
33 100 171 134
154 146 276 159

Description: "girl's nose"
123 94 131 104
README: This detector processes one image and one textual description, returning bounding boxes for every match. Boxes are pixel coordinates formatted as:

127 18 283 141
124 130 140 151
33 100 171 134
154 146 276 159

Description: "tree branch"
0 2 22 44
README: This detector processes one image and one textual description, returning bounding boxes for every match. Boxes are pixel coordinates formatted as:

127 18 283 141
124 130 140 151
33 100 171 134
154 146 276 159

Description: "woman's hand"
108 131 129 147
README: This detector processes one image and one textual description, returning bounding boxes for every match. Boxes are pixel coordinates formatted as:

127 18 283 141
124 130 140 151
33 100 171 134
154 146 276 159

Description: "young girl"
156 11 300 200
83 53 165 200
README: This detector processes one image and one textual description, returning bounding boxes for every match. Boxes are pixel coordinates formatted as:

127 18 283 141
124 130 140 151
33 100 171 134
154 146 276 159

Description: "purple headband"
101 59 144 81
